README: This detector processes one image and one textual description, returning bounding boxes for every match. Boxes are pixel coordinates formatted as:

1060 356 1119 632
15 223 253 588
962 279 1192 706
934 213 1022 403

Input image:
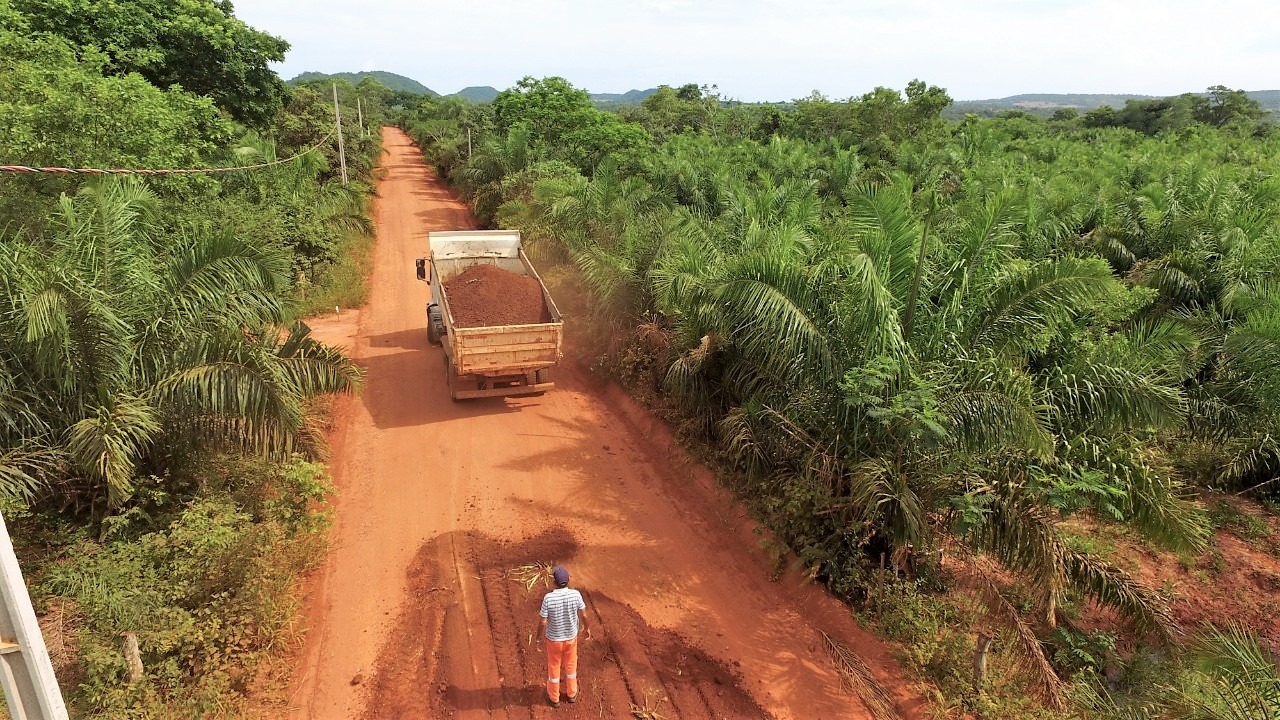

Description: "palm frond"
1114 317 1203 382
717 404 773 479
1122 461 1211 553
273 322 365 396
1096 232 1138 271
55 179 162 300
1061 550 1176 644
939 359 1055 459
1223 307 1280 388
0 446 59 501
1143 263 1202 305
970 565 1065 707
846 178 921 301
65 394 160 505
162 232 291 330
837 251 910 363
849 457 927 549
1163 624 1280 720
153 340 306 457
1047 360 1186 434
712 251 835 379
963 490 1066 617
820 630 906 720
954 190 1020 293
968 257 1120 353
154 325 361 460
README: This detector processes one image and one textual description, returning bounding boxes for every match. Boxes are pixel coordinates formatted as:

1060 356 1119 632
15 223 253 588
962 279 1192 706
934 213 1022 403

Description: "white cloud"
232 0 1280 99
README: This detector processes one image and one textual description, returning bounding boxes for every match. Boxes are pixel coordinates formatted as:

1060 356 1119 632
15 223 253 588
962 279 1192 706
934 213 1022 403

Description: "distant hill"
287 74 1280 117
947 93 1154 120
947 90 1280 120
997 93 1158 108
289 71 437 96
1247 90 1280 111
452 86 658 105
288 73 662 106
590 88 659 105
455 86 499 103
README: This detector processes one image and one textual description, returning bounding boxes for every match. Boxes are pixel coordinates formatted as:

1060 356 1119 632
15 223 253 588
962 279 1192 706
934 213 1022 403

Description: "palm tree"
0 179 362 509
458 124 536 225
1093 166 1280 488
651 176 1209 702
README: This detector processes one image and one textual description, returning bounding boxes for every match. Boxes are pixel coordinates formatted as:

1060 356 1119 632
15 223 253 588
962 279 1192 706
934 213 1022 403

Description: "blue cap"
552 566 569 587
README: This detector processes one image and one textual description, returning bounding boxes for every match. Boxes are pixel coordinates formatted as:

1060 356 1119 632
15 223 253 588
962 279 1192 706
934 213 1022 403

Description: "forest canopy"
10 0 291 127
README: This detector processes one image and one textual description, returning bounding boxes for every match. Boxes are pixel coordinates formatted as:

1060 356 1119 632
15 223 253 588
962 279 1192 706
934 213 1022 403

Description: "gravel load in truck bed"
443 263 553 328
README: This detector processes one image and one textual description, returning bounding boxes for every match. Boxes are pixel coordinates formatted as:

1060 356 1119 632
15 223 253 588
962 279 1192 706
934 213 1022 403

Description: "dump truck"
415 230 563 400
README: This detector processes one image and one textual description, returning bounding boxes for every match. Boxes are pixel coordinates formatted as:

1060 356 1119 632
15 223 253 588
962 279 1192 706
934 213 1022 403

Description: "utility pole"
356 97 365 137
0 514 69 720
332 83 349 184
467 127 472 158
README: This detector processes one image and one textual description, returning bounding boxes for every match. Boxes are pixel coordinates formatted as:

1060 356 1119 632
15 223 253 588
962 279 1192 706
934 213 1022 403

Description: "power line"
0 130 335 176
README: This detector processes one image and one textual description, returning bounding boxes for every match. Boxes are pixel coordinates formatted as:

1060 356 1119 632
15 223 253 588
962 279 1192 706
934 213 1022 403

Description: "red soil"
1101 498 1280 650
287 127 925 720
444 264 552 329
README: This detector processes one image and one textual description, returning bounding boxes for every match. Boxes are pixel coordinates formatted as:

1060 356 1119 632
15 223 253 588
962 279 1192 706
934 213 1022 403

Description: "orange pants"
545 636 579 702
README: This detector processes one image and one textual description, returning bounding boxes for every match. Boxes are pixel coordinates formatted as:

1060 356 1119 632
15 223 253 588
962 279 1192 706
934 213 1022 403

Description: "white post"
0 514 69 720
357 97 365 137
332 83 349 184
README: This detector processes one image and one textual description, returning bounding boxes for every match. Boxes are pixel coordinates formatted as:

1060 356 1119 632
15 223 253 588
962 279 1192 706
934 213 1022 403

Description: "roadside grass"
1207 498 1272 542
290 229 376 320
861 580 1086 720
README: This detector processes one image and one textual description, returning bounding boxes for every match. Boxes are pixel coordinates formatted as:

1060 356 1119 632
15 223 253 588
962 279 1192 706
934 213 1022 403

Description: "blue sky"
234 0 1280 101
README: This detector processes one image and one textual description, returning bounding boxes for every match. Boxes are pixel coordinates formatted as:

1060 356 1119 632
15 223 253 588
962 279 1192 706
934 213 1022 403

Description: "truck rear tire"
518 369 549 397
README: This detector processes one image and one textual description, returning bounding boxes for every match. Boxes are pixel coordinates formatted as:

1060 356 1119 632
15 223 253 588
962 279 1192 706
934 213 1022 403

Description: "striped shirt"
540 587 585 641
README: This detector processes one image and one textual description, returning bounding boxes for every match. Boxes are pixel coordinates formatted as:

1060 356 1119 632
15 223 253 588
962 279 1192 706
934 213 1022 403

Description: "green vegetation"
0 1 392 715
26 456 332 717
12 0 290 127
3 0 1278 709
401 76 1280 717
0 179 360 506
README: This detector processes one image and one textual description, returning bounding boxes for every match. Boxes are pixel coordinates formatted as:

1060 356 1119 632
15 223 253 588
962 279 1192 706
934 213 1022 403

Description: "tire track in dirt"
291 127 924 720
362 529 770 719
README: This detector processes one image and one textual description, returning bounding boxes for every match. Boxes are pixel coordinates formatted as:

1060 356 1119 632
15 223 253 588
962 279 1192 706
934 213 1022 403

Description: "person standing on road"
538 565 590 708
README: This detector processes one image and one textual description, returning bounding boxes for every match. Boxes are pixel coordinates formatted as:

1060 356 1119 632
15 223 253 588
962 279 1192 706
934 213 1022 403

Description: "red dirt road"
290 127 922 720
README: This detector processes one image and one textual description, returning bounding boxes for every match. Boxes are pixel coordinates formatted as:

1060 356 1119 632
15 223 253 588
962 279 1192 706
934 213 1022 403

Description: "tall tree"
11 0 290 127
492 76 650 172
